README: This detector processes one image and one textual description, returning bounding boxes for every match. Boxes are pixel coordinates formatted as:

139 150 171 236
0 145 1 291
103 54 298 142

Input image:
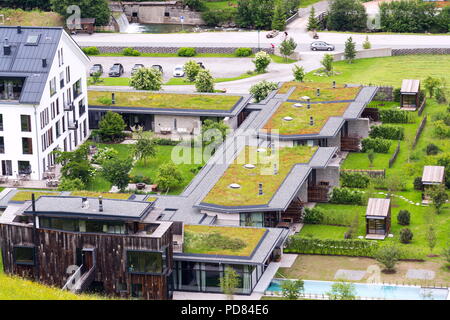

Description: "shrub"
362 36 371 49
393 88 401 102
195 69 215 93
321 54 334 75
82 46 100 55
369 125 404 140
252 51 272 73
293 65 306 82
379 109 411 123
201 8 235 26
303 208 324 224
400 228 413 244
122 47 141 56
330 188 364 205
375 244 400 272
361 138 391 153
97 111 126 142
177 47 197 57
235 47 253 57
58 177 85 191
285 237 378 257
413 177 423 191
340 172 370 188
426 143 441 155
433 120 450 139
91 147 119 165
129 67 163 91
250 80 278 103
184 60 202 82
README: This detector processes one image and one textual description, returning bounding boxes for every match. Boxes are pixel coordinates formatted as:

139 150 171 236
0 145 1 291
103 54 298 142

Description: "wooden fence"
412 116 427 149
418 97 427 116
341 169 386 178
388 142 401 168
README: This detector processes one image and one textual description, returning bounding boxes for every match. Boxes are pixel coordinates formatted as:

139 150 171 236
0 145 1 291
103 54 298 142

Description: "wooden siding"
0 223 173 300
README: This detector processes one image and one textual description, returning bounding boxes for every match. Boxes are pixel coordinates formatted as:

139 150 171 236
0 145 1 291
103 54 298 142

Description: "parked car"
197 62 205 69
173 65 185 77
131 63 145 75
310 41 335 51
89 64 103 76
151 65 163 74
266 30 279 38
108 63 124 77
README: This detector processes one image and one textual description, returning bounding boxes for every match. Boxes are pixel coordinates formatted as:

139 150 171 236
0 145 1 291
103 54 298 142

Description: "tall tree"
155 162 184 193
97 111 126 142
272 0 287 31
327 0 367 31
344 36 356 63
133 132 157 165
220 267 240 300
279 37 297 62
50 0 110 26
102 157 133 192
307 7 319 31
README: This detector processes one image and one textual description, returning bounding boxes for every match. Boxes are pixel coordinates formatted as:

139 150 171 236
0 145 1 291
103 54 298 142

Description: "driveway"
89 56 255 81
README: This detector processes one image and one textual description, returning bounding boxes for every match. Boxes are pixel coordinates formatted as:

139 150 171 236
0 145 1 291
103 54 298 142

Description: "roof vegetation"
263 101 350 135
278 82 361 102
69 191 131 200
183 225 266 256
88 90 242 111
10 191 60 202
202 145 318 206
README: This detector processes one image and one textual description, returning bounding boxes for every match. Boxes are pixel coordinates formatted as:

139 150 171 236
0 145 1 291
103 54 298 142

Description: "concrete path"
253 262 281 294
279 254 298 268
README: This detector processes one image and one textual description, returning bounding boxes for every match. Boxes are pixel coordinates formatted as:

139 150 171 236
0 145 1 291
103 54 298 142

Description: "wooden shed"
365 198 391 240
400 79 420 110
421 165 445 203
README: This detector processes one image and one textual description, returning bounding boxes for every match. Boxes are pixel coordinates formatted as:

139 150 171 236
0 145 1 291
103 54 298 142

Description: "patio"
0 165 62 190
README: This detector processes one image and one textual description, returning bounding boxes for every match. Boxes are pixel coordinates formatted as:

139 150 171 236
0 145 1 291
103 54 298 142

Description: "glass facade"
239 212 264 227
172 261 263 295
39 216 126 234
127 251 164 274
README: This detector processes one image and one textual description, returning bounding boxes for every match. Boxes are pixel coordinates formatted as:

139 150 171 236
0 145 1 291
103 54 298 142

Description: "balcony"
68 120 78 130
64 103 74 112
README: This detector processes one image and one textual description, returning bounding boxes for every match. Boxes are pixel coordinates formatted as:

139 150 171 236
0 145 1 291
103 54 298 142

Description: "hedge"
340 172 370 189
303 208 324 224
82 46 100 55
122 47 141 56
361 137 392 153
330 188 364 205
369 125 404 140
235 47 253 57
379 109 410 123
285 237 378 257
177 47 197 57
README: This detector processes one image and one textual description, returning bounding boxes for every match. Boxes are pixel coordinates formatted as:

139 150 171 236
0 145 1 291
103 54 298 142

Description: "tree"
272 0 287 31
426 184 448 214
51 0 111 26
130 67 163 91
53 144 93 184
397 210 410 226
236 0 274 30
375 244 400 272
367 149 375 167
279 37 297 62
400 228 413 244
220 266 240 300
293 65 306 82
97 111 126 142
102 157 133 192
155 162 184 193
307 7 319 31
90 71 102 85
201 119 229 148
423 76 441 98
182 0 205 11
280 279 304 300
133 132 157 165
321 54 334 76
344 37 356 63
362 36 371 49
252 51 272 73
250 80 278 103
426 225 437 254
327 0 368 32
327 281 356 300
184 60 201 82
195 69 215 93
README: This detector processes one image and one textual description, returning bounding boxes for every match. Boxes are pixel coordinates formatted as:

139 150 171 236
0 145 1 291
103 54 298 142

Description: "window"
49 77 56 97
22 138 32 154
1 160 12 176
20 115 31 132
0 137 4 153
55 121 61 138
40 108 49 129
14 246 35 265
127 251 163 274
0 114 3 130
0 78 24 100
66 66 71 84
18 161 31 174
79 99 86 117
40 217 78 232
73 79 82 99
60 71 65 89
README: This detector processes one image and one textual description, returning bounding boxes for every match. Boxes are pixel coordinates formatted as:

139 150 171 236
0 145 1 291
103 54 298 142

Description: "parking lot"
88 56 256 81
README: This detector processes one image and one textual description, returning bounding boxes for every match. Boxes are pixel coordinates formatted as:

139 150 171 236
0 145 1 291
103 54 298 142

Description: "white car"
173 65 185 77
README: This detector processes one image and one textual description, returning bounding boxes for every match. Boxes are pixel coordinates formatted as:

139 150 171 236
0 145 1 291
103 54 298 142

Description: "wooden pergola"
365 198 391 240
400 79 420 110
421 165 445 203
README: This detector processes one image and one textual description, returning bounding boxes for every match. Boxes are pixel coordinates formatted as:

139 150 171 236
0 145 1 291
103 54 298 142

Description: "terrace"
88 90 243 112
201 145 318 207
183 225 267 257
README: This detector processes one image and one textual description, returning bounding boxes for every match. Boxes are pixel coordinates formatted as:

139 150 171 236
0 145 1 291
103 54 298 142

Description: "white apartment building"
0 26 90 180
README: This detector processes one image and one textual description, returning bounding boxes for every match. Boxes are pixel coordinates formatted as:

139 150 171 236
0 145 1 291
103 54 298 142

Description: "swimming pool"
266 279 449 300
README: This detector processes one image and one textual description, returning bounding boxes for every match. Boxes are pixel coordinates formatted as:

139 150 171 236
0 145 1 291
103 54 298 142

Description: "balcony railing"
68 120 78 130
64 103 74 112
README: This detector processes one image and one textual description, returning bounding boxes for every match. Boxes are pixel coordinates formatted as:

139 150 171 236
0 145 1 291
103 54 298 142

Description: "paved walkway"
253 262 281 294
279 254 298 268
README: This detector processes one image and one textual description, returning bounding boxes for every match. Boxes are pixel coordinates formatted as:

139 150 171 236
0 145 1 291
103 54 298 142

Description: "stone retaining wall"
90 46 274 55
392 48 450 55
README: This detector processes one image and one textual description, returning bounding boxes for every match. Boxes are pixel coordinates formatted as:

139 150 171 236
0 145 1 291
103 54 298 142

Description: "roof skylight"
25 34 40 46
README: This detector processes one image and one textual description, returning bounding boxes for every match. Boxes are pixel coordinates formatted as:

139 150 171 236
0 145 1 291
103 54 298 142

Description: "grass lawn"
202 145 318 206
183 225 266 256
69 191 131 200
203 0 238 10
278 82 361 101
277 255 450 286
89 144 207 195
300 224 349 240
0 9 63 27
88 90 242 111
264 102 350 135
10 191 60 202
298 0 324 8
306 55 450 89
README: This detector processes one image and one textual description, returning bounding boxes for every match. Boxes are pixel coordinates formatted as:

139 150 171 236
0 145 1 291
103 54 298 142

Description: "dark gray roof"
23 196 153 221
0 26 63 104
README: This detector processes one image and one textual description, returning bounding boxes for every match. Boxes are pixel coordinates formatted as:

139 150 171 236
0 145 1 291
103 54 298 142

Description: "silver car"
310 41 335 51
